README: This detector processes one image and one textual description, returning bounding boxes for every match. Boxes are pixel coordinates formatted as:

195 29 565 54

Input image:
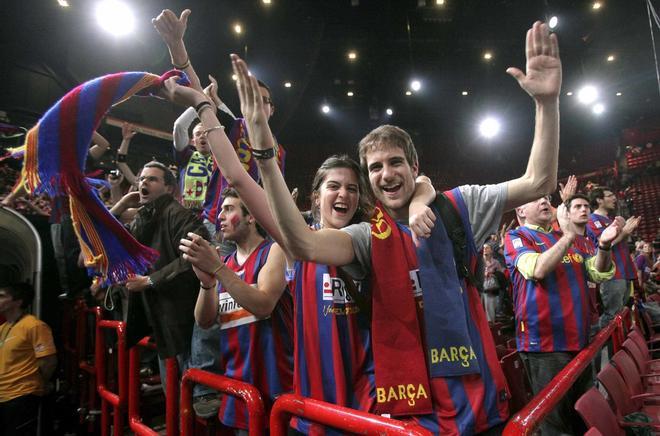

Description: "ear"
411 160 419 179
166 185 175 195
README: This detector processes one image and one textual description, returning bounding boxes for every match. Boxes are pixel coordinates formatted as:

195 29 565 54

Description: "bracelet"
195 101 214 118
212 263 226 276
598 244 612 251
200 281 216 290
172 58 191 70
202 125 224 136
116 153 127 163
251 147 276 160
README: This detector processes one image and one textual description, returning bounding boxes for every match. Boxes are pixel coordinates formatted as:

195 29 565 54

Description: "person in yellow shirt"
0 276 57 436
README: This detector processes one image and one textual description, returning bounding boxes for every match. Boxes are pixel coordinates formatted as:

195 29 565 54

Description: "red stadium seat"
597 362 660 420
499 350 533 414
612 351 660 397
575 387 625 436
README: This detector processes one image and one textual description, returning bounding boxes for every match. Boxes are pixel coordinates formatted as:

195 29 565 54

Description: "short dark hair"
565 193 590 209
143 161 176 188
257 79 271 97
0 282 34 309
589 186 613 209
221 187 267 238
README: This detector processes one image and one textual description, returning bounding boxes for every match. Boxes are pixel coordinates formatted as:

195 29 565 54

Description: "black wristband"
195 101 212 115
252 147 276 160
116 153 127 163
598 244 612 251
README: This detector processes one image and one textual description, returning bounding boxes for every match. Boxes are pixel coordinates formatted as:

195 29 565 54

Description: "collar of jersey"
523 223 553 233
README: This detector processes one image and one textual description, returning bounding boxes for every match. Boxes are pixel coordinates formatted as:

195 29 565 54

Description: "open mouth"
382 184 401 194
333 203 349 214
140 187 149 196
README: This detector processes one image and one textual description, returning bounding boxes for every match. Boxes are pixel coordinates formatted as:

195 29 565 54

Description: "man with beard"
110 161 209 393
504 194 620 434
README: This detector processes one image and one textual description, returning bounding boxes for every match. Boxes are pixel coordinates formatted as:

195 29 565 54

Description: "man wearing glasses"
110 161 210 395
587 187 640 329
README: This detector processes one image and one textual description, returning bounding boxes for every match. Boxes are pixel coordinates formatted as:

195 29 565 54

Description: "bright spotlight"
58 0 70 7
479 117 501 139
483 52 493 60
592 103 605 115
96 0 135 36
410 80 421 92
577 85 598 104
386 108 394 116
405 90 412 96
347 91 354 97
607 55 615 62
262 0 272 4
566 91 573 96
616 92 622 96
548 16 558 29
321 105 331 114
436 0 445 5
592 2 602 10
234 23 243 34
461 91 469 96
284 82 292 88
347 51 357 60
231 74 238 81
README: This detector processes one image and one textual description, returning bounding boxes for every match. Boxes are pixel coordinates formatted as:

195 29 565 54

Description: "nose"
381 163 395 182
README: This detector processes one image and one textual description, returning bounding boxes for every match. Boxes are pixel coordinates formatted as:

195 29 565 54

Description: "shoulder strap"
435 193 483 292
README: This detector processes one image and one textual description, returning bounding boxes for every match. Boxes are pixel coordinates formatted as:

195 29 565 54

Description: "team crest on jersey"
512 237 523 249
322 273 355 304
371 207 392 240
594 220 602 229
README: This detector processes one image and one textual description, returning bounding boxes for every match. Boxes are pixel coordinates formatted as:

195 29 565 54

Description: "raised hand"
231 54 274 151
152 9 191 49
121 122 137 140
204 74 223 108
600 216 624 246
159 76 207 108
506 21 561 103
556 203 573 237
558 175 577 203
621 216 641 236
179 232 224 275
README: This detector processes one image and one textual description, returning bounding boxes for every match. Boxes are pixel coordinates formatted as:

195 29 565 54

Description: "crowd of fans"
0 9 659 436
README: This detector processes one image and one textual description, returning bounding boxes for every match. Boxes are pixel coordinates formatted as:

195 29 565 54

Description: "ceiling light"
548 16 558 29
321 105 331 114
231 74 238 81
577 85 598 104
284 82 292 88
483 52 493 60
592 2 602 10
58 0 70 7
347 51 357 60
479 117 501 139
607 55 615 62
592 103 605 115
262 0 272 4
461 91 468 96
96 0 135 36
566 91 573 96
234 23 243 34
347 91 354 97
616 92 622 96
410 80 421 92
436 0 445 5
405 90 412 96
386 108 394 116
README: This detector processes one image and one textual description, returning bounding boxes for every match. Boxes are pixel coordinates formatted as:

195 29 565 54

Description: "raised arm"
504 21 561 210
152 9 202 93
231 54 355 265
88 131 111 161
116 123 137 186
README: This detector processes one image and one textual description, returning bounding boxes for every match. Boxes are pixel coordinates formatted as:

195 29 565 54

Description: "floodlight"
96 0 135 36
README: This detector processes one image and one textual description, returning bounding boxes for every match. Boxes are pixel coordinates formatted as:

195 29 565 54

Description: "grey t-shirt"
340 183 508 279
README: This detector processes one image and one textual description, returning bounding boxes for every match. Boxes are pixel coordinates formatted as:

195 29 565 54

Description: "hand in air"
152 9 191 48
599 216 624 246
179 232 224 277
558 175 577 203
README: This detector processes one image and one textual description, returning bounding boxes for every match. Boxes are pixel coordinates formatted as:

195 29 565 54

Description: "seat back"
585 427 604 436
622 338 648 374
597 362 636 417
612 350 645 402
629 328 651 360
499 350 533 414
575 387 625 436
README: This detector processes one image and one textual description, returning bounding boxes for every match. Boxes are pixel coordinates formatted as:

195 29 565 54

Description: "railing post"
96 320 127 436
128 337 159 436
612 313 624 354
165 357 179 436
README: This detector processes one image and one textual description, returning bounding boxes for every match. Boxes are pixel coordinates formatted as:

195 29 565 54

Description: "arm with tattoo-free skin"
503 21 562 210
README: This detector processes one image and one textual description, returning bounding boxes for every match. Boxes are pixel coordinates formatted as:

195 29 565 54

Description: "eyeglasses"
262 96 274 106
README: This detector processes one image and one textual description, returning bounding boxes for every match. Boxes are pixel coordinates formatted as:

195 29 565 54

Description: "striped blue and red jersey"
217 240 294 430
504 226 596 352
288 259 376 435
587 213 636 280
203 118 286 226
401 188 509 435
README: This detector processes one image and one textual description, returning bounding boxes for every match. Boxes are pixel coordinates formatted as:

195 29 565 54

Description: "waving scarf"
19 70 189 285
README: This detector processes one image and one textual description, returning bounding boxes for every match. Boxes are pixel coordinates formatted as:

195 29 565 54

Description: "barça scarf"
18 70 189 285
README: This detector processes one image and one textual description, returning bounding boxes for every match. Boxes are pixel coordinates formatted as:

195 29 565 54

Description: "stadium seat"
575 387 625 436
597 362 660 420
499 350 533 414
612 350 660 397
622 337 660 374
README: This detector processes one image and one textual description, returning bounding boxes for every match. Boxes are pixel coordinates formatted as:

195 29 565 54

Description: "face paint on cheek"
230 215 240 228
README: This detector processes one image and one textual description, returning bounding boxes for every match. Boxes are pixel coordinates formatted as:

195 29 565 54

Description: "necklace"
0 314 25 348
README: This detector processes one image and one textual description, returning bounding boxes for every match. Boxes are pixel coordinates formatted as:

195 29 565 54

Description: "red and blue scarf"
18 70 188 285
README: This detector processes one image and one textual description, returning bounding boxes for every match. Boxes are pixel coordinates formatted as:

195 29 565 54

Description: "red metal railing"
270 394 431 436
503 307 631 435
78 305 103 431
180 368 265 436
96 320 127 436
128 336 179 436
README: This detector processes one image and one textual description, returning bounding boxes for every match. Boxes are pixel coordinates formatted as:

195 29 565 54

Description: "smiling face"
314 167 360 229
365 144 418 220
518 196 553 228
191 123 210 155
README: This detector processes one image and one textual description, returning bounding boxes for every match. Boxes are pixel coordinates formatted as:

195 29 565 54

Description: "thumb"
180 9 191 24
412 231 420 248
506 67 525 83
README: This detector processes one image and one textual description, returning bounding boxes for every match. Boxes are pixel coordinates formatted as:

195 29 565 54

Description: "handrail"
78 305 102 432
128 337 179 436
180 368 266 436
96 320 127 436
269 394 431 436
503 307 630 435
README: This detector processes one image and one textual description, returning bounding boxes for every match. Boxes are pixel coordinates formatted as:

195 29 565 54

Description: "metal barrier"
96 320 127 436
270 394 431 436
128 336 179 436
180 368 265 436
78 305 103 431
503 307 631 435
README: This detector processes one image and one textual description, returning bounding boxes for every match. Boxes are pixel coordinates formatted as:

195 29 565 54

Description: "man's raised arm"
504 21 561 210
